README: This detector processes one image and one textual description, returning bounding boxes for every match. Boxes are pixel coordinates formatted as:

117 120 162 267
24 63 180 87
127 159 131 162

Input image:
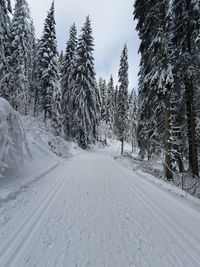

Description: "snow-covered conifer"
37 1 62 136
127 90 138 152
117 44 129 154
7 0 35 114
106 75 115 130
69 16 99 148
0 0 11 99
99 79 107 122
61 23 77 137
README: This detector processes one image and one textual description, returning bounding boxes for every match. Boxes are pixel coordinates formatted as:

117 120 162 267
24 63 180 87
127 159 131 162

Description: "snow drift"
0 97 30 176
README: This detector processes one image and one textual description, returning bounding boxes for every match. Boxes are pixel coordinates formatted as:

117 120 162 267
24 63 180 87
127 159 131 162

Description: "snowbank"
0 98 30 177
0 113 83 202
115 152 200 203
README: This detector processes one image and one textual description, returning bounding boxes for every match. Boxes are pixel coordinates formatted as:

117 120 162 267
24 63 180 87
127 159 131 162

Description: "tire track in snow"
0 164 72 267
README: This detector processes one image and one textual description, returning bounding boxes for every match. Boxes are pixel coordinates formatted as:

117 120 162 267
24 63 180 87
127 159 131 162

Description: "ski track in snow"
0 151 200 266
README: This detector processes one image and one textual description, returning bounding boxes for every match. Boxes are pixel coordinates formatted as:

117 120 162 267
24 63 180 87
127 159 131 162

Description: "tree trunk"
132 140 134 153
173 142 184 173
164 94 173 180
185 79 199 177
121 138 124 155
185 0 199 177
33 89 38 117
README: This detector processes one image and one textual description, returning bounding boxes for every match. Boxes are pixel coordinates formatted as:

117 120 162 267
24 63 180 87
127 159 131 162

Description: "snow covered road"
0 150 200 266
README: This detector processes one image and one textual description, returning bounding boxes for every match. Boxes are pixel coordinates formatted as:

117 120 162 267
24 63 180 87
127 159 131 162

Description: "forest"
0 1 200 266
0 0 200 184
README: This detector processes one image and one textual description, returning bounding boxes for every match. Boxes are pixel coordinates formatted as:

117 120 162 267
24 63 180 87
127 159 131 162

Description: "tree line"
0 0 138 151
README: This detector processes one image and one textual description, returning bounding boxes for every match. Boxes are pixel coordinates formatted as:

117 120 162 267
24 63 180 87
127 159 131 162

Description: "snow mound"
22 115 82 158
0 98 30 177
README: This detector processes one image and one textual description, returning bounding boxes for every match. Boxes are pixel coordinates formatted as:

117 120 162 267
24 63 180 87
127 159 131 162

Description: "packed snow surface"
0 145 200 266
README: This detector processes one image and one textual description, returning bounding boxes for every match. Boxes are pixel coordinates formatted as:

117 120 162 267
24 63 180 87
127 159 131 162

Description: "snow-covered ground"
0 135 200 266
0 115 82 202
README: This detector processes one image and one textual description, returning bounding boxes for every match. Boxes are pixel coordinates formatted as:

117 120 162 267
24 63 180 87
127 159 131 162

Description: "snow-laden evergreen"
0 0 11 100
127 89 138 152
106 75 115 130
6 0 35 114
68 16 100 148
61 23 77 138
134 0 200 178
171 0 199 177
36 2 62 135
134 0 163 160
116 44 129 154
99 78 107 122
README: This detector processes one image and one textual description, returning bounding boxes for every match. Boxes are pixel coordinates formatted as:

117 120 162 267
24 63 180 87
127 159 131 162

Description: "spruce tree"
36 2 62 135
69 16 100 148
37 2 61 123
127 89 138 152
117 44 129 155
134 0 158 159
172 0 199 177
0 0 11 99
99 78 107 122
7 0 35 114
106 75 115 130
61 23 77 138
134 0 176 179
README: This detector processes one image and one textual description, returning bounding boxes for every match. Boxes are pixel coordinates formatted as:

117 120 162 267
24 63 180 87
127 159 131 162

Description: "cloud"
12 0 141 89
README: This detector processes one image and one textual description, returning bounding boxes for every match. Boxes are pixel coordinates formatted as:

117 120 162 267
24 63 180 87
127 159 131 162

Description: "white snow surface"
0 138 200 266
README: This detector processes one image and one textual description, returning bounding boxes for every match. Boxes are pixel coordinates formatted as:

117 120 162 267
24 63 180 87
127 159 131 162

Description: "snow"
0 98 30 177
0 137 200 266
0 114 82 203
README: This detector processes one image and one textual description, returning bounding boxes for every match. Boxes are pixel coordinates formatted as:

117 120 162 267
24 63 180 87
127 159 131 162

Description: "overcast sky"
12 0 141 89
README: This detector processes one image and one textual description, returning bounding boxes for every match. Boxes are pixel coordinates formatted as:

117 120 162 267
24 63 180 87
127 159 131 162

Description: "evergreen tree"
33 39 41 116
61 23 77 137
69 16 100 148
7 0 35 114
0 0 11 99
134 0 165 159
113 85 119 134
59 50 64 68
127 89 138 152
99 78 107 122
36 2 62 135
51 84 62 136
106 75 115 130
134 0 200 179
172 0 199 177
134 0 176 179
37 2 61 124
117 44 129 155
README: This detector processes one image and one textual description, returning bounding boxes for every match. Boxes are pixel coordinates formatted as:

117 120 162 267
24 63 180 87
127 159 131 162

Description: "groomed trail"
0 150 200 267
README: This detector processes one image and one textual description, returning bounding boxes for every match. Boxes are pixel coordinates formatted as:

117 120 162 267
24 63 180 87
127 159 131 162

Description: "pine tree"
99 78 107 122
134 0 176 179
61 23 77 137
59 50 64 68
7 0 35 114
33 39 41 116
37 1 61 130
127 89 138 152
117 44 129 155
172 0 199 177
69 16 100 148
106 75 115 130
51 84 62 136
0 0 11 99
